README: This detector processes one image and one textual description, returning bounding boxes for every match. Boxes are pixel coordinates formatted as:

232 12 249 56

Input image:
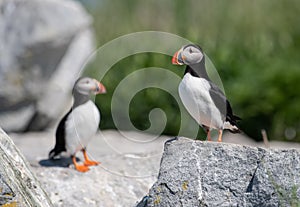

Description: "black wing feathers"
48 109 72 159
208 83 227 119
225 100 241 133
208 82 241 132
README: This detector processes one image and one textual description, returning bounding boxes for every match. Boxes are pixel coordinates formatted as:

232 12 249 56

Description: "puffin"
49 77 106 172
172 44 240 142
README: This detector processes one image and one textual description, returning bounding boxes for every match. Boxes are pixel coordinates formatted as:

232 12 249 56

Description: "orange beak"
94 81 106 94
172 51 179 64
172 49 184 65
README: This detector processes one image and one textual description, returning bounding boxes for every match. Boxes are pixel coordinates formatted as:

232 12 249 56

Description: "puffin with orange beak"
49 77 106 172
172 44 240 142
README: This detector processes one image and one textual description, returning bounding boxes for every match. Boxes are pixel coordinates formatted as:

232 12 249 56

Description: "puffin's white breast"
65 100 100 154
178 73 223 129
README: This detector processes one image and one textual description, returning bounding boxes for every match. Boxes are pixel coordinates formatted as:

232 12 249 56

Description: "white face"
180 45 204 65
75 78 97 95
74 77 106 95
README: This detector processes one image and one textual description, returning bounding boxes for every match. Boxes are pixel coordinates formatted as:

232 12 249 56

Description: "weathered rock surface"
9 130 170 207
0 128 52 206
0 0 95 132
7 130 300 206
142 137 300 207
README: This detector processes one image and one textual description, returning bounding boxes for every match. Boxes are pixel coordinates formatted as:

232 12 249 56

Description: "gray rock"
10 130 169 207
0 0 95 132
142 137 300 207
0 128 52 206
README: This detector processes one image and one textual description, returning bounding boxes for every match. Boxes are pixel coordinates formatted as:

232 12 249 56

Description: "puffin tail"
224 120 241 133
224 113 241 133
48 148 58 159
225 100 241 133
49 146 65 159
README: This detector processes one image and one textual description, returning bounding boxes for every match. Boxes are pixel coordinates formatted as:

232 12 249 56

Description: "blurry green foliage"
80 0 300 141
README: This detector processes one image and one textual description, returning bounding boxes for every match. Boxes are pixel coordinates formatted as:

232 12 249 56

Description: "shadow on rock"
39 157 80 168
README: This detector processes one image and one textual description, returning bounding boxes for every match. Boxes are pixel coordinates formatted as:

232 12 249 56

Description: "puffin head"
73 77 106 95
172 44 204 65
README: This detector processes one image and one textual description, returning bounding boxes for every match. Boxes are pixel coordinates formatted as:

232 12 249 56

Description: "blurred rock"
0 128 52 206
0 0 95 132
142 137 300 207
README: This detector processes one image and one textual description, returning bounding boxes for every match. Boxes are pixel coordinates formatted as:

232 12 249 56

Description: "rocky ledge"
0 128 52 206
138 137 300 207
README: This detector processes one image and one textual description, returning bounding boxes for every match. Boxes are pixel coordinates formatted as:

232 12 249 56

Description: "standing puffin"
49 77 106 172
172 44 240 142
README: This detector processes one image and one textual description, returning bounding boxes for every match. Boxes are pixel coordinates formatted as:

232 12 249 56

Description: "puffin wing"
49 109 72 159
208 82 241 132
208 82 227 120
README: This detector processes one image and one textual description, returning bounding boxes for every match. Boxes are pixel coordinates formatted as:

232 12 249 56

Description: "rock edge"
138 137 300 207
0 128 52 206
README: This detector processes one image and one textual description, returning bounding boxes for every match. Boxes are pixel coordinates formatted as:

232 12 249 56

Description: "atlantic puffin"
49 77 106 172
172 44 240 142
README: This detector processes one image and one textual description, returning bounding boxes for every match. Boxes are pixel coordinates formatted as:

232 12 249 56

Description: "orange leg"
206 129 212 141
217 130 223 142
72 155 89 172
82 149 100 166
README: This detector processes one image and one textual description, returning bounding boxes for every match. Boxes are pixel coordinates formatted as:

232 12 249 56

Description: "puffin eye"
189 48 193 53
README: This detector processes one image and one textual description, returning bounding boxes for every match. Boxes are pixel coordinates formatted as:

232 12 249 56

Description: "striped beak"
172 49 184 65
94 80 106 94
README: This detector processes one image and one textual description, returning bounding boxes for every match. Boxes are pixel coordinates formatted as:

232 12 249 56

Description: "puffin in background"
172 44 240 142
49 77 106 172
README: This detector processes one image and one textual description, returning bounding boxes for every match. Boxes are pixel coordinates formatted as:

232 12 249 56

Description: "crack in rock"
161 183 176 195
246 153 266 193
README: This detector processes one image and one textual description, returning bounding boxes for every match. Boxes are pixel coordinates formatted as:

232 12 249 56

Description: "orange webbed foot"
82 149 100 166
84 160 100 166
72 156 90 172
75 164 90 172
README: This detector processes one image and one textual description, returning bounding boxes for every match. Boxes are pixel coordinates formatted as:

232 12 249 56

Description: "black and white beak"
172 48 184 65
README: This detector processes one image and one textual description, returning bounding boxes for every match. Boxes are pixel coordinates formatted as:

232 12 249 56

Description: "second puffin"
172 44 241 142
49 77 106 172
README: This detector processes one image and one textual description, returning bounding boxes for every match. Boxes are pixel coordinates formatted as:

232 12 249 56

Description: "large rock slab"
142 137 300 207
0 128 52 206
9 130 170 207
0 0 95 132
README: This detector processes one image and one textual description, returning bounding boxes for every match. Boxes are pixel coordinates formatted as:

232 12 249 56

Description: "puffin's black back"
49 109 72 159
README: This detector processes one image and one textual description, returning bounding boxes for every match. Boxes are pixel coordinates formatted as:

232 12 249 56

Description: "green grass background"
79 0 300 141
